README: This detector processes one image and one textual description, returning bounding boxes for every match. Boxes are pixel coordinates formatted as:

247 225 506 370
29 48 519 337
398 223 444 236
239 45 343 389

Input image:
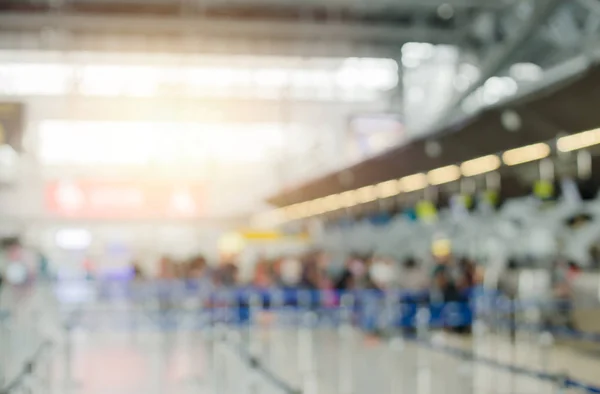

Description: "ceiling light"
286 203 308 219
460 155 501 177
557 128 600 152
427 165 461 185
376 180 400 198
355 185 377 203
340 191 357 208
309 198 325 215
399 173 428 192
502 143 550 166
322 194 341 211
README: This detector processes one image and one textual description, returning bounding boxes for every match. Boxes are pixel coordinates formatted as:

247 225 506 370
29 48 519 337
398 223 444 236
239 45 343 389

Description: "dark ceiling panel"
268 61 600 207
520 64 600 133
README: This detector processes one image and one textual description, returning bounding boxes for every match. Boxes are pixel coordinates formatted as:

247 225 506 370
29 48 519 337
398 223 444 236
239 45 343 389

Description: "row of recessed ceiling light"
279 127 600 221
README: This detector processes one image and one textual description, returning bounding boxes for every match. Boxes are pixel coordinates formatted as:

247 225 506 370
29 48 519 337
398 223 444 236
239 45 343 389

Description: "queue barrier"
0 340 52 394
55 281 599 336
51 280 600 393
56 280 600 329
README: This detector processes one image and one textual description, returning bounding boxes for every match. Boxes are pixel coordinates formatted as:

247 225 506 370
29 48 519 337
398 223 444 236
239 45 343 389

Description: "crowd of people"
132 249 482 303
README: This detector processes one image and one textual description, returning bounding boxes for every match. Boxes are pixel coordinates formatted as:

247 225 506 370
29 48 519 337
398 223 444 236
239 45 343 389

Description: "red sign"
45 180 204 218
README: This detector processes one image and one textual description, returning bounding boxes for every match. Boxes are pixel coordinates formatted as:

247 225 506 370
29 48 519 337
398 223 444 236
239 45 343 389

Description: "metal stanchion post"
339 293 355 394
463 294 485 393
247 293 263 394
199 289 211 339
249 293 262 357
539 330 555 393
298 289 311 313
296 289 311 377
415 305 432 393
299 311 318 394
0 310 10 388
211 323 226 394
385 291 402 394
270 289 284 366
45 343 53 394
527 303 543 358
62 316 76 389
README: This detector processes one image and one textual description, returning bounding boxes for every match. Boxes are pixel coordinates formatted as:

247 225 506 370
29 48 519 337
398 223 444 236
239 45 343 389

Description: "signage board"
45 180 204 218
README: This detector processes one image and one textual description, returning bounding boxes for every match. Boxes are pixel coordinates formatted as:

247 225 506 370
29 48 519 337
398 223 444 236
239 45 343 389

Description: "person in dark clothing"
431 265 462 303
431 264 470 334
334 256 369 291
457 257 476 290
334 259 354 291
213 258 238 287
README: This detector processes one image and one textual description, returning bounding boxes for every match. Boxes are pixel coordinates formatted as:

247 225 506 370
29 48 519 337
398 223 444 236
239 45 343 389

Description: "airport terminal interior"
2 0 600 393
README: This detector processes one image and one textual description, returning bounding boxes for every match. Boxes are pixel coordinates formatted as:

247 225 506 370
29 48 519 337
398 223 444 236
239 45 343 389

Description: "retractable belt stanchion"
469 291 489 391
539 328 556 394
339 293 355 394
249 293 263 357
211 322 226 394
299 311 318 394
527 300 544 377
537 299 555 394
247 292 263 394
0 310 9 388
297 289 311 382
385 291 402 394
61 305 84 391
416 305 432 394
269 289 285 368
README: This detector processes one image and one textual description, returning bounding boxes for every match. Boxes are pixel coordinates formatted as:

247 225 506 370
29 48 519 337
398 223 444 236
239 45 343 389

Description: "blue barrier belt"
564 378 600 393
407 336 600 391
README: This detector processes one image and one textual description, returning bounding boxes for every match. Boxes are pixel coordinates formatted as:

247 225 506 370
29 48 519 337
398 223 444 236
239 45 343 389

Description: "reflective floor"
44 320 600 394
4 289 600 394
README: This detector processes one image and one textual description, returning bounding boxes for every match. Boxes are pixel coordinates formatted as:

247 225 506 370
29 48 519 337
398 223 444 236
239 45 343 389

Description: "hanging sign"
415 200 437 223
45 180 204 218
533 180 554 201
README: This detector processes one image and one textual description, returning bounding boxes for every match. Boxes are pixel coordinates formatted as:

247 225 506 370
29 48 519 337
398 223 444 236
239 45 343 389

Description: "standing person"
431 263 471 333
158 257 176 280
457 257 476 291
368 256 398 291
399 258 429 293
132 261 145 280
334 255 370 291
279 257 302 288
300 254 320 290
431 265 461 303
252 259 272 289
157 256 176 311
334 257 355 291
213 256 238 288
187 255 207 280
549 258 576 330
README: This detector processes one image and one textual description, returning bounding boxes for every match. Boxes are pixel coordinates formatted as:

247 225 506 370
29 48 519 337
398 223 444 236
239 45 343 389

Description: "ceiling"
268 55 600 207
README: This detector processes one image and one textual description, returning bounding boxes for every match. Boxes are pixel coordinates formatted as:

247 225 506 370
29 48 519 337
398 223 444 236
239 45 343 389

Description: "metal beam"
0 32 400 58
15 0 511 11
434 0 562 126
0 12 463 46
